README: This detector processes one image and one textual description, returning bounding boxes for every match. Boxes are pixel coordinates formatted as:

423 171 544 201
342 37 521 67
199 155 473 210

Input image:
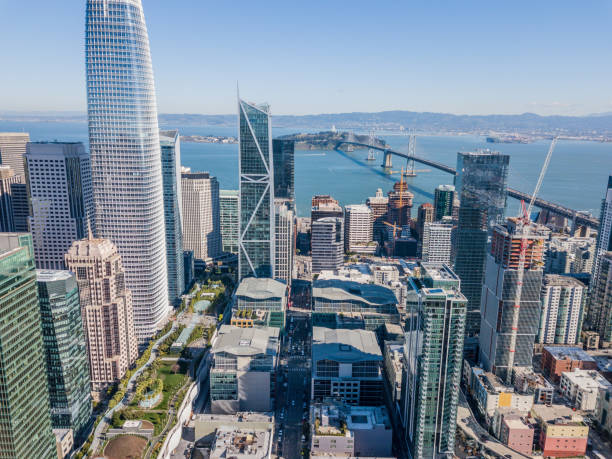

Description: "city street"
274 312 311 459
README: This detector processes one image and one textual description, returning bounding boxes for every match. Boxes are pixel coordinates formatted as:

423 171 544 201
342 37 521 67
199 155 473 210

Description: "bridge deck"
335 141 599 229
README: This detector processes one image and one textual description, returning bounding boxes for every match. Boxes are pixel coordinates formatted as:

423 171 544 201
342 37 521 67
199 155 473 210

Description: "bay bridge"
334 140 600 229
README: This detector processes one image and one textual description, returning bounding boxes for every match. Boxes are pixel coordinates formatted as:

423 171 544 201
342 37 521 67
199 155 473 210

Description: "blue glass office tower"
86 0 169 343
160 130 185 305
238 98 274 279
453 151 509 354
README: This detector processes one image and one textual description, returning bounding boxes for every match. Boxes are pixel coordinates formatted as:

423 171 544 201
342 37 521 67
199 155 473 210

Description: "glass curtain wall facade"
433 184 455 221
272 139 295 205
589 176 612 330
37 270 92 439
453 151 509 343
86 0 169 343
401 264 466 459
160 130 184 305
0 234 56 458
220 189 239 254
238 99 274 279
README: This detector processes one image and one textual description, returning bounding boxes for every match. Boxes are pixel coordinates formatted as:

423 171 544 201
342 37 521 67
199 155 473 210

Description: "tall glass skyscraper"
272 139 295 205
0 234 56 458
238 98 274 279
86 0 169 342
160 130 185 305
37 270 92 439
401 263 467 458
453 151 509 352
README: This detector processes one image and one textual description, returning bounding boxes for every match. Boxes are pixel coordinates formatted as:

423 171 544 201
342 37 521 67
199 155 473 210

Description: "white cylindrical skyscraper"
86 0 169 343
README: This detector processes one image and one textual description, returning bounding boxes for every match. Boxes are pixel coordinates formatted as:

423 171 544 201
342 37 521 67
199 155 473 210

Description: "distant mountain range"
3 110 612 137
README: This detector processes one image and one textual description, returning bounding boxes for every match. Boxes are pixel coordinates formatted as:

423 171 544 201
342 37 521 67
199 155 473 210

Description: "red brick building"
541 346 597 384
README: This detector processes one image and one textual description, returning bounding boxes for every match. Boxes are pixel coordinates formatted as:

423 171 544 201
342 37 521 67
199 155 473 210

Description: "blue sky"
1 0 610 115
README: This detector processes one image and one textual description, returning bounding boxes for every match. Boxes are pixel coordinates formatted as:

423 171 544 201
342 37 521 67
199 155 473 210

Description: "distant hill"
160 111 612 136
3 110 612 137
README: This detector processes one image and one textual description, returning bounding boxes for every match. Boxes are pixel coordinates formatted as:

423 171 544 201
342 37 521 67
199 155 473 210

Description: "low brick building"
541 346 597 384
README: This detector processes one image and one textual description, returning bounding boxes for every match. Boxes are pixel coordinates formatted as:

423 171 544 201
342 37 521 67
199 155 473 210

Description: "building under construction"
479 218 549 381
386 181 413 229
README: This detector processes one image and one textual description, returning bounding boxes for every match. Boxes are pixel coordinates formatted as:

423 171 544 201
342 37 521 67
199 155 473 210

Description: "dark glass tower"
453 151 509 350
272 139 295 205
433 184 455 221
37 270 92 439
238 98 274 279
160 130 185 305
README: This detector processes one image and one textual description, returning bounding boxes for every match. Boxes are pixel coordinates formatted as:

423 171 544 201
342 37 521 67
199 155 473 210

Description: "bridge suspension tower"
366 131 377 161
405 134 416 176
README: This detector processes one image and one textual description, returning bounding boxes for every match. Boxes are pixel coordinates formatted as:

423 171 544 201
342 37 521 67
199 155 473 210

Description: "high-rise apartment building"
220 189 239 254
366 188 388 242
37 270 92 438
274 201 294 285
0 132 30 176
538 274 586 345
160 130 184 305
401 263 467 458
65 236 138 396
272 139 294 205
416 202 434 240
0 165 25 231
86 0 169 342
479 218 548 380
311 217 344 273
181 171 221 264
421 220 454 264
238 98 274 279
454 150 509 344
387 181 413 228
344 204 373 253
588 252 612 343
0 233 56 458
25 142 93 270
311 195 344 222
433 184 456 221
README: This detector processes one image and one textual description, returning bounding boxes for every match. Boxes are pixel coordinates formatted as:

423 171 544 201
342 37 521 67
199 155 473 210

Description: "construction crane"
504 136 558 384
383 220 399 255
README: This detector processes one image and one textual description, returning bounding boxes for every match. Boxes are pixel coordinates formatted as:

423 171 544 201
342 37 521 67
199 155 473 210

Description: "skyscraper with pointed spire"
86 0 169 342
238 97 274 279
